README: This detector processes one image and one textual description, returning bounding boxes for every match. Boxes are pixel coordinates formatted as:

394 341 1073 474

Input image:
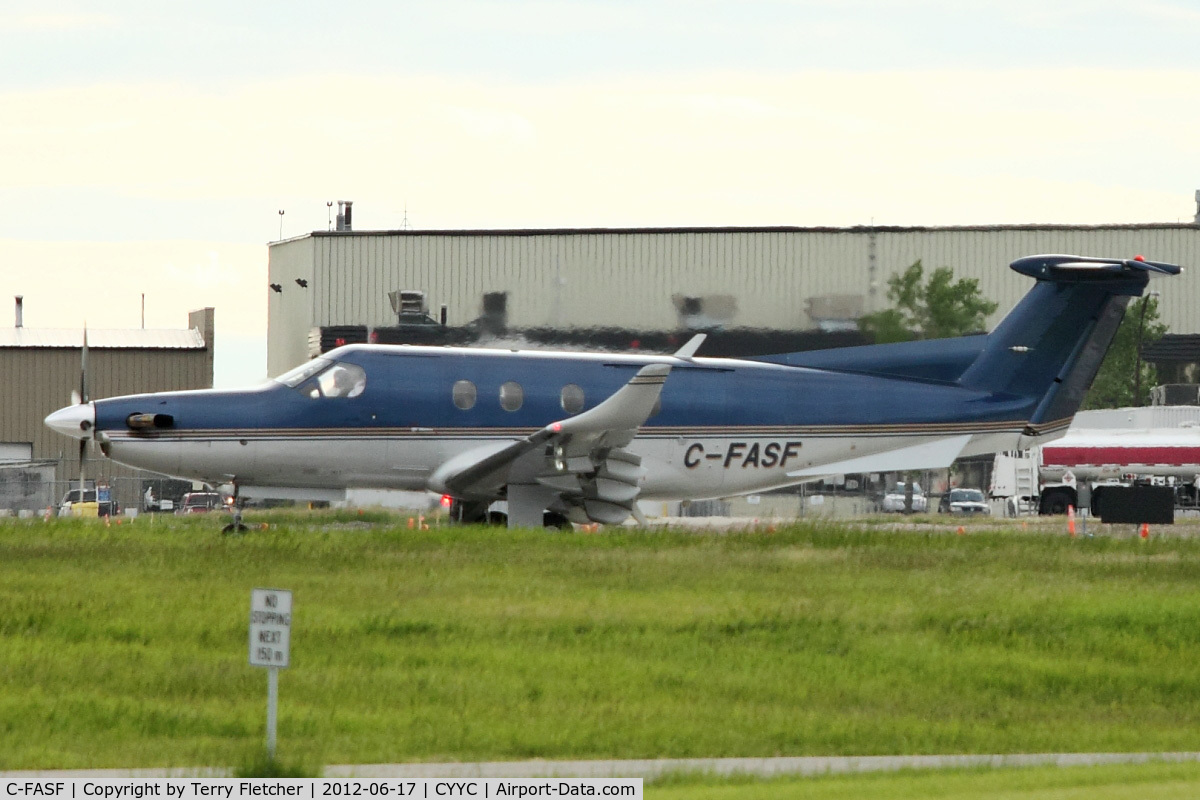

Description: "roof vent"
14 296 22 328
388 290 437 325
336 200 354 232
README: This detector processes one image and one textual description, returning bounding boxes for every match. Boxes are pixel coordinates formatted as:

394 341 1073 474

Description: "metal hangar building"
266 219 1200 376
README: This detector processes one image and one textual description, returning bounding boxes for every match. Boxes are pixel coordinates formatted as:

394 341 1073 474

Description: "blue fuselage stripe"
93 346 1044 437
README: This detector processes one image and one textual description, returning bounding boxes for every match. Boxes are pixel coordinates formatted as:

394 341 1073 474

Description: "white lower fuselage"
102 425 1032 501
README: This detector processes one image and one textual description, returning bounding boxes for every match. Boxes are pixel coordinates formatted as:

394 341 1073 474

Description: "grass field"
2 512 1200 771
646 761 1200 799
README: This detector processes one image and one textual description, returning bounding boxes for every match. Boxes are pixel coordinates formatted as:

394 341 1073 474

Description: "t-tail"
957 255 1181 437
756 253 1182 442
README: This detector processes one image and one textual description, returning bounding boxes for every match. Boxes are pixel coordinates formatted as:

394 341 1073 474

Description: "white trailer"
990 406 1200 515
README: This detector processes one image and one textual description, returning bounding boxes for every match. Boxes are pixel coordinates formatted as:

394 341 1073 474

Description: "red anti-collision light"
1134 255 1145 261
440 494 452 508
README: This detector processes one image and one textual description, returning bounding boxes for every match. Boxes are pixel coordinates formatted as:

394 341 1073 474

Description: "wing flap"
584 498 634 525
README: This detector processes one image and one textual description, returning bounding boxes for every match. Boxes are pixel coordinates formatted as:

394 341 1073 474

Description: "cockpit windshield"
275 357 332 388
275 358 367 399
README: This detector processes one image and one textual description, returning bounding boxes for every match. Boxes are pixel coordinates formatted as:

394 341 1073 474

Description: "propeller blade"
80 325 89 405
70 389 81 406
78 436 87 503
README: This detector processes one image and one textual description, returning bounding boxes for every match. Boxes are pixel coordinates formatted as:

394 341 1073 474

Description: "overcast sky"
3 1 1198 386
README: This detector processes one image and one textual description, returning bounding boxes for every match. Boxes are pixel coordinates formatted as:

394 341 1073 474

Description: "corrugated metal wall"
267 225 1200 375
267 237 317 377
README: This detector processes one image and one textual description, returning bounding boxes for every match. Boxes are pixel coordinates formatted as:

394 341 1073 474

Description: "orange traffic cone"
1140 522 1150 539
956 525 965 535
1067 505 1076 537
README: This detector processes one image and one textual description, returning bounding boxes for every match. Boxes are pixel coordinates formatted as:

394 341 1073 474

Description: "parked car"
59 486 119 517
881 482 928 513
938 488 990 515
177 492 227 514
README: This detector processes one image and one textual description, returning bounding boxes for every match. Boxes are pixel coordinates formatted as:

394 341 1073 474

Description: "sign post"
249 588 292 759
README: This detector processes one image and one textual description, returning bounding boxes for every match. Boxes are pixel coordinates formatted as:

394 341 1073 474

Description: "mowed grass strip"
2 515 1200 769
646 761 1200 800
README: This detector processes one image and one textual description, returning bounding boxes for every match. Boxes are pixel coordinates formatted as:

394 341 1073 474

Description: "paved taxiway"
5 752 1200 779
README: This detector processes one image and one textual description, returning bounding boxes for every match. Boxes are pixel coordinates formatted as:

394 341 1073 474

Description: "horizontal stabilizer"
1011 254 1182 281
786 434 972 478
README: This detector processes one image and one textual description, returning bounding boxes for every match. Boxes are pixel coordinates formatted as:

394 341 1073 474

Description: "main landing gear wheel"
542 511 572 530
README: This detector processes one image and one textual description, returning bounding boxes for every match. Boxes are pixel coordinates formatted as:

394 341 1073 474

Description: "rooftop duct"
336 200 354 231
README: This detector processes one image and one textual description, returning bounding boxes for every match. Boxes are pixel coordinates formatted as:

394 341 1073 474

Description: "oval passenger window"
452 380 477 410
499 381 524 412
561 384 585 414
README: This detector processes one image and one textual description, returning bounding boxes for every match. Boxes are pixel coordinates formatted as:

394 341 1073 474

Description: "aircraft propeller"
74 326 92 507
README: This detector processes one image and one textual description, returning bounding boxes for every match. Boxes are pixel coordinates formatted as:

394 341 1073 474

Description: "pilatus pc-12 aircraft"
46 254 1180 530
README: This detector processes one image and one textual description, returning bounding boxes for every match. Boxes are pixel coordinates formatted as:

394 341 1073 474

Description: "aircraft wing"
431 361 674 525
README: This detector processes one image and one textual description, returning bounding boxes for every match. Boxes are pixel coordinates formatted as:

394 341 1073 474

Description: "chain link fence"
0 460 198 516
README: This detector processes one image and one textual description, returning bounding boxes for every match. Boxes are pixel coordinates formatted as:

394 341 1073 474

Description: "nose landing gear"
221 483 250 535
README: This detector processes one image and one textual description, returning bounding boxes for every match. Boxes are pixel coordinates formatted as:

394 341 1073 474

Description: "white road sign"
249 588 292 668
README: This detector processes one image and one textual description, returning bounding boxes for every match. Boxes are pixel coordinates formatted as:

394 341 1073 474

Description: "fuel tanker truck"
990 406 1200 515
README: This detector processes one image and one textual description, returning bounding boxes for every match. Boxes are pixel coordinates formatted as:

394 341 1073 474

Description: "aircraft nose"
44 402 96 440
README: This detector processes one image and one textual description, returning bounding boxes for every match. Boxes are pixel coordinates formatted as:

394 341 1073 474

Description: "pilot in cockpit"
321 363 367 398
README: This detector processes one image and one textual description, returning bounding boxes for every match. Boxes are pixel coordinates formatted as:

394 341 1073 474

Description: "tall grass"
2 515 1200 769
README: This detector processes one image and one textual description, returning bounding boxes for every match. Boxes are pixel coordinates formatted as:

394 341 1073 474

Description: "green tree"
1082 294 1168 409
858 260 998 343
857 261 999 514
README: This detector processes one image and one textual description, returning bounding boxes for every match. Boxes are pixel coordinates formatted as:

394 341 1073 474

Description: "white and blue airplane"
45 254 1180 529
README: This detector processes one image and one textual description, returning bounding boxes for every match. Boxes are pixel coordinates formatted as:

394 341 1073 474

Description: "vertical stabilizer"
958 255 1180 429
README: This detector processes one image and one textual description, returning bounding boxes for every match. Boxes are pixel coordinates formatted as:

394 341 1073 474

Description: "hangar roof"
0 327 205 349
270 222 1199 243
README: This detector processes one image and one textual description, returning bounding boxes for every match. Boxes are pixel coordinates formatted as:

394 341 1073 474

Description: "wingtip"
673 333 707 361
